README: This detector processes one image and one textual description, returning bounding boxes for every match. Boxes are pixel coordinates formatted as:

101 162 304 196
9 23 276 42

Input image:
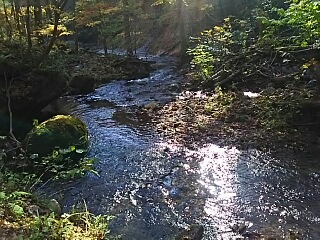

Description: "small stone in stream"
169 187 181 199
163 147 170 152
47 199 61 216
175 224 204 240
144 102 159 111
173 122 181 127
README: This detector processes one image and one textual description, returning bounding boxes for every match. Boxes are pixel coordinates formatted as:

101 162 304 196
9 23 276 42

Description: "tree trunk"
2 0 12 39
177 0 187 57
42 0 68 59
11 0 21 35
123 0 133 56
34 0 42 28
44 0 53 19
26 0 32 51
73 1 78 53
34 0 43 44
42 7 60 58
217 0 224 21
74 18 79 53
194 0 201 33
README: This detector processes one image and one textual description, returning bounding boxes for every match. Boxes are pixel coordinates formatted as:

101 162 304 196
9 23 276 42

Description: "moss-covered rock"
25 115 88 159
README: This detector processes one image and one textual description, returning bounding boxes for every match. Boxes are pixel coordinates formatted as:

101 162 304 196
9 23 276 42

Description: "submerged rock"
25 115 88 159
143 102 160 111
47 199 62 216
175 224 204 240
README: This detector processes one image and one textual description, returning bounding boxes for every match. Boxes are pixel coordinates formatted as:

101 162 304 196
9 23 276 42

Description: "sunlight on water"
194 144 239 197
191 145 241 233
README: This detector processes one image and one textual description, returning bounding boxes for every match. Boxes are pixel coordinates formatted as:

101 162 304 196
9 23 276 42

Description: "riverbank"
0 45 153 136
146 74 320 156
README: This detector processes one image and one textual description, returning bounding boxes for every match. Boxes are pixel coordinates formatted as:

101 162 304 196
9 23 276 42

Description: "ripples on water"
41 56 320 239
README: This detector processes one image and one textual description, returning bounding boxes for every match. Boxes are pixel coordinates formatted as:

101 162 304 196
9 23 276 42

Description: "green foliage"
188 0 320 84
205 87 312 130
28 145 98 180
29 211 112 240
0 168 111 239
188 17 254 81
258 0 320 47
187 38 215 79
252 87 312 129
0 190 31 218
205 86 236 119
0 1 74 56
37 24 73 38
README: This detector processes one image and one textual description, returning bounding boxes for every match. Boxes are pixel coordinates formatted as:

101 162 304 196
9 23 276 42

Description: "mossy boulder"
25 115 88 159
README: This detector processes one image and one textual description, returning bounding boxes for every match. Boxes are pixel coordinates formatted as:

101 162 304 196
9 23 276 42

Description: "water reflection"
182 144 320 239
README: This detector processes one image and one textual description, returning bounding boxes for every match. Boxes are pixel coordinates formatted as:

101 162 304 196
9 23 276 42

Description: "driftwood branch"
214 71 241 88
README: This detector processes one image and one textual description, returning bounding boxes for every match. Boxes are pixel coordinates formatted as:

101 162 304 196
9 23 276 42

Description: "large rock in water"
69 74 95 94
25 115 88 159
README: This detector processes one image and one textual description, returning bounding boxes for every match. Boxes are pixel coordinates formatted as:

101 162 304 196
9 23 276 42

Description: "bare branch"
4 72 20 145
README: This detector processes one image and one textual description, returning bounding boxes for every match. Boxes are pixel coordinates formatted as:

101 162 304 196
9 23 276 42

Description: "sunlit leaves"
151 0 175 6
261 0 320 47
188 18 253 81
37 24 73 37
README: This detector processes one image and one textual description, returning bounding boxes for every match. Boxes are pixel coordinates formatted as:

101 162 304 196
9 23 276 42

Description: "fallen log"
214 71 241 88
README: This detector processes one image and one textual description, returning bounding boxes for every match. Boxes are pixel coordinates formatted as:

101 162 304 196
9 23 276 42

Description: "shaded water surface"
41 55 320 239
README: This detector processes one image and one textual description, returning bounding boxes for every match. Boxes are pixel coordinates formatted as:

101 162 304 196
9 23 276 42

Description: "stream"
40 53 320 239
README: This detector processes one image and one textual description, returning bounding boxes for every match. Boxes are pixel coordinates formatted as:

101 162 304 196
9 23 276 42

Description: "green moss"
26 115 89 159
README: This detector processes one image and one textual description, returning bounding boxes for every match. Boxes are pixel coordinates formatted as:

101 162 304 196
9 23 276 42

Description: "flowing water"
40 54 320 239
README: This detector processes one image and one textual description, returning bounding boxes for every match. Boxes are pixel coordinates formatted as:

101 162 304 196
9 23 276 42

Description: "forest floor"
146 72 320 156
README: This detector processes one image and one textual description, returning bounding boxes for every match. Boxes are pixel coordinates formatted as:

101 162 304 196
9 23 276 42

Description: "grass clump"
0 160 111 239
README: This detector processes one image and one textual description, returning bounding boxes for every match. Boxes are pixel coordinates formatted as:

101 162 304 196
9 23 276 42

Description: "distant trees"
0 0 74 59
122 0 133 55
143 0 262 56
75 0 144 55
0 0 295 59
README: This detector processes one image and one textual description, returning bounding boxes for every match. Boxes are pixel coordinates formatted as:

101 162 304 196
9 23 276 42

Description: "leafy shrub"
29 211 112 240
0 169 111 239
187 17 255 81
258 0 320 47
